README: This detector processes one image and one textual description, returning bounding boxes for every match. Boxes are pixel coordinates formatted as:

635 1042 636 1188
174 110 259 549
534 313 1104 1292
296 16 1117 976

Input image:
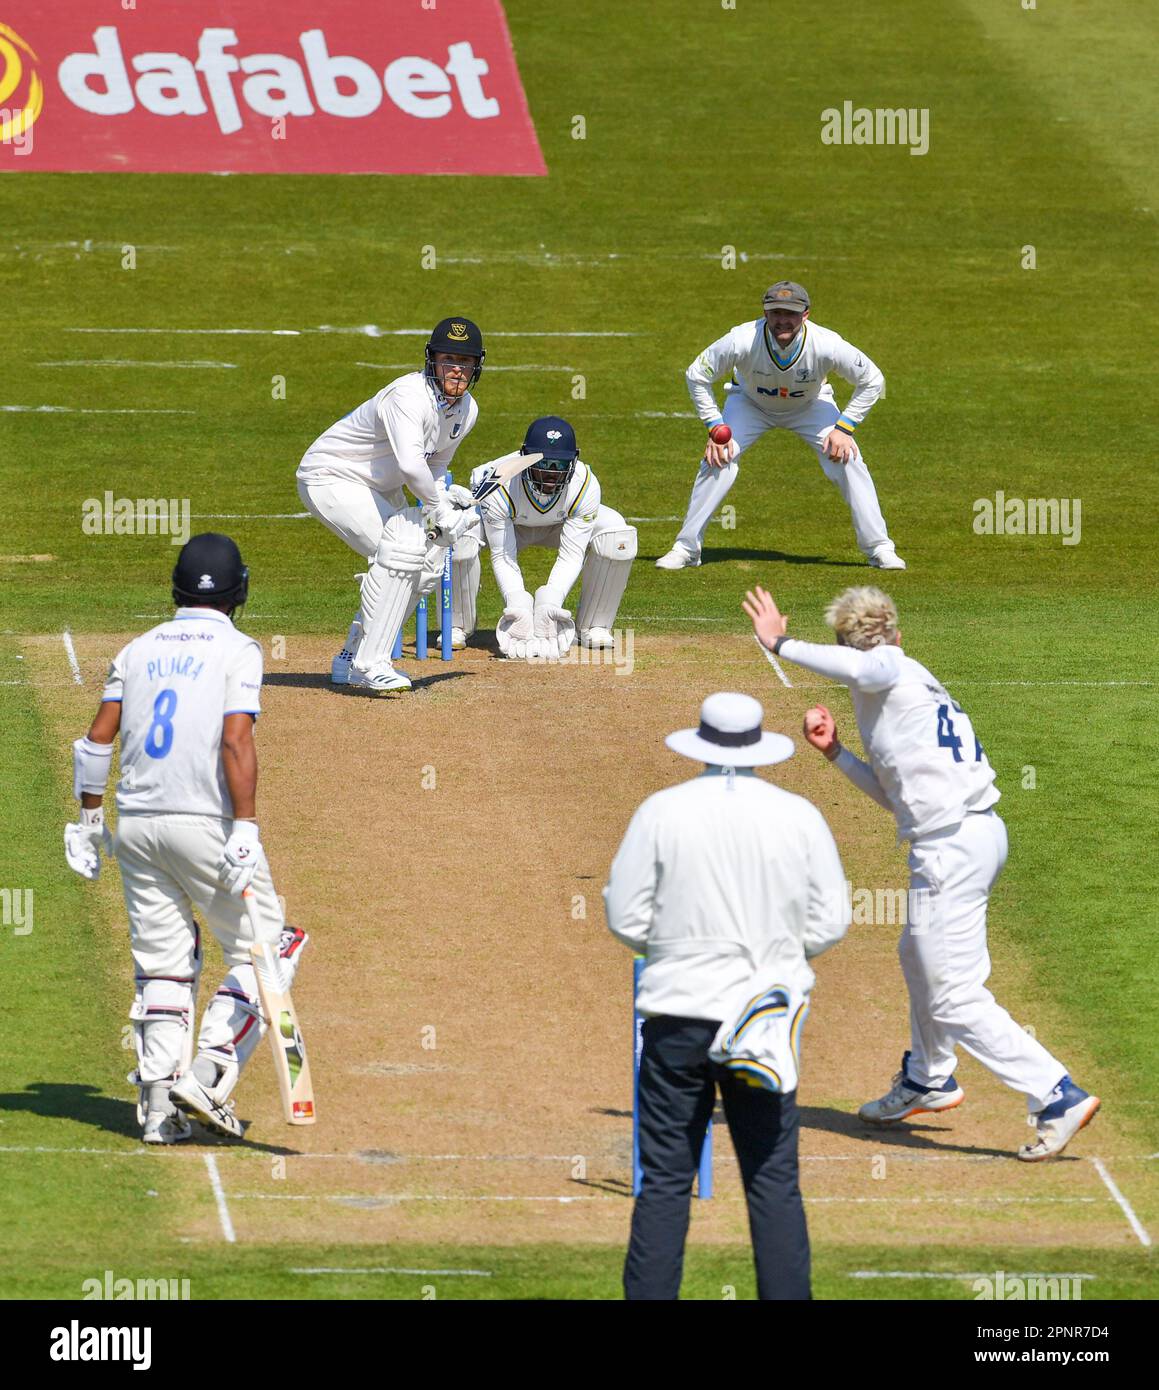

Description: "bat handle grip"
241 888 262 941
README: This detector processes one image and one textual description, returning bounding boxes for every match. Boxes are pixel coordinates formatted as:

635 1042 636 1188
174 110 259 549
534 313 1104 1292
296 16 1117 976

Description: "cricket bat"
243 892 316 1125
470 449 543 503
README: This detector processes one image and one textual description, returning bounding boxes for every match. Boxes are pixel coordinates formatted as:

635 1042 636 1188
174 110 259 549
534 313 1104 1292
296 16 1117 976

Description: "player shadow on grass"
798 1104 1012 1160
262 670 472 693
695 547 867 567
0 1084 303 1156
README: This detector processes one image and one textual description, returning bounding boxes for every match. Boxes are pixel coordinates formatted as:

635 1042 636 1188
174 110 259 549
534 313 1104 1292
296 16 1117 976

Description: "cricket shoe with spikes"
330 649 353 685
859 1051 964 1124
347 660 412 694
868 543 907 570
1018 1076 1101 1162
143 1108 193 1145
580 627 615 649
655 544 700 570
170 1069 246 1140
136 1078 193 1144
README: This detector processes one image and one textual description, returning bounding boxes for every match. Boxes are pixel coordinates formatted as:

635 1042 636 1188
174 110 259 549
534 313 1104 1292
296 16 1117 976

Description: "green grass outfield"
4 1238 1154 1302
1 0 1156 1298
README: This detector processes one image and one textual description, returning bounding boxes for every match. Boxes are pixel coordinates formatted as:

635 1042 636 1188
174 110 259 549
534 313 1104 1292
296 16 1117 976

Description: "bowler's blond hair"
824 587 899 650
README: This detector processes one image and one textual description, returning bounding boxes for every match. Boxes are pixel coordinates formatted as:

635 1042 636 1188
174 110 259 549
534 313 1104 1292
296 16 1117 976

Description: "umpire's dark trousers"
624 1015 810 1300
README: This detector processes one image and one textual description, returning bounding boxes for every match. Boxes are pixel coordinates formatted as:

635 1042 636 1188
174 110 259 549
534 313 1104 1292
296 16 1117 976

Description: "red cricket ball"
709 424 732 445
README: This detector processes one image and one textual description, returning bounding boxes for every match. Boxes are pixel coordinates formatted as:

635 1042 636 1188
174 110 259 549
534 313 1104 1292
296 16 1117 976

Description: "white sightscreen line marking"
356 362 576 372
290 1267 493 1277
849 1271 1096 1280
65 326 639 338
2 405 196 414
38 360 237 369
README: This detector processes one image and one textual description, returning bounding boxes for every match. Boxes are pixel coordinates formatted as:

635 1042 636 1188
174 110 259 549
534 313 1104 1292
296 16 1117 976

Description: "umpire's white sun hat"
665 692 795 768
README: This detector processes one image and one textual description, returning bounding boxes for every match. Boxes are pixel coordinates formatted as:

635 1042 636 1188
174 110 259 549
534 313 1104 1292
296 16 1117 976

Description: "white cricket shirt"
686 319 884 434
475 458 601 607
297 371 477 505
777 640 1001 840
604 769 850 1020
102 608 263 818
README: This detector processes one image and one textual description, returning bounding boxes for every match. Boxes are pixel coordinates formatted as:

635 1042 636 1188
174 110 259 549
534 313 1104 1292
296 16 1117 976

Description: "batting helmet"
172 533 249 611
425 317 485 395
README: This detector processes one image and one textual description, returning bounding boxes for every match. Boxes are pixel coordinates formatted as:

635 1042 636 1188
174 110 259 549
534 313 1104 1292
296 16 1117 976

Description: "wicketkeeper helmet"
521 416 579 503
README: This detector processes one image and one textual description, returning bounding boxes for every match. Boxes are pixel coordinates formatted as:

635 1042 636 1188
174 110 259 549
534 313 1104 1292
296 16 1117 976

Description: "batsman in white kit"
63 535 305 1143
744 584 1100 1161
458 415 637 658
296 317 485 692
657 281 906 572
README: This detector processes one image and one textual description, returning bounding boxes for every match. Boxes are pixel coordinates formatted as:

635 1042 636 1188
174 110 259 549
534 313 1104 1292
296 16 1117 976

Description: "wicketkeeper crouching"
64 534 307 1143
457 415 638 660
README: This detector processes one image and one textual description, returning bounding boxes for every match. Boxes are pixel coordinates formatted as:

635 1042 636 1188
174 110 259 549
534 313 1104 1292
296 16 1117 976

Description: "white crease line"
7 241 178 252
291 1267 492 1277
234 1193 600 1203
849 1271 1096 1281
953 680 1154 688
754 634 792 687
67 327 301 336
799 1154 1006 1163
38 360 237 369
61 630 82 685
0 1145 159 1154
204 1154 237 1243
192 513 310 520
808 1196 1100 1205
1091 1157 1152 1248
1 405 196 414
231 1193 1099 1206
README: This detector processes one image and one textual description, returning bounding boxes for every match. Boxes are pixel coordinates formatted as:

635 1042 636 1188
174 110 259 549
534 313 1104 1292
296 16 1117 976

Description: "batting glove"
63 807 112 881
219 820 264 897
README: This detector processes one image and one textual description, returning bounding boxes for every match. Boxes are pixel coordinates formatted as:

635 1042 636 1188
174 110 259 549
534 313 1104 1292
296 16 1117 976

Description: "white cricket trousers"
901 810 1065 1109
297 476 447 616
115 813 286 1086
675 387 893 558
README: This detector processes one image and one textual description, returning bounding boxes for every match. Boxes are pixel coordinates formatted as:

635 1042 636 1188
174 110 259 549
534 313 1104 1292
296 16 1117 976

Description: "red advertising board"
0 0 545 173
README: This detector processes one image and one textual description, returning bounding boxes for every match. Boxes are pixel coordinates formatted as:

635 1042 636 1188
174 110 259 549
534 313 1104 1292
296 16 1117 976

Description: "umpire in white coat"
604 692 851 1299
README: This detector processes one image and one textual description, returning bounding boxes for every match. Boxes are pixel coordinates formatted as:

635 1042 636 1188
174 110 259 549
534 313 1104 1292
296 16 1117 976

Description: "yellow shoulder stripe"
567 465 592 518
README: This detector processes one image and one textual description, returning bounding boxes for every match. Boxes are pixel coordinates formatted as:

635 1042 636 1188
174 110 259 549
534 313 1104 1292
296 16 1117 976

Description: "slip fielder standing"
657 282 906 572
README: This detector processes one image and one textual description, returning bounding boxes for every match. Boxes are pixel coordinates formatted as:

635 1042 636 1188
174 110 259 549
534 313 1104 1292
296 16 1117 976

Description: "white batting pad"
452 529 481 637
354 509 426 672
576 523 637 634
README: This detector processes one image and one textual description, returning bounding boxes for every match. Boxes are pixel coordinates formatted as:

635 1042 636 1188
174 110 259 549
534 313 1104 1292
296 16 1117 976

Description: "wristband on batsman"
73 736 114 799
